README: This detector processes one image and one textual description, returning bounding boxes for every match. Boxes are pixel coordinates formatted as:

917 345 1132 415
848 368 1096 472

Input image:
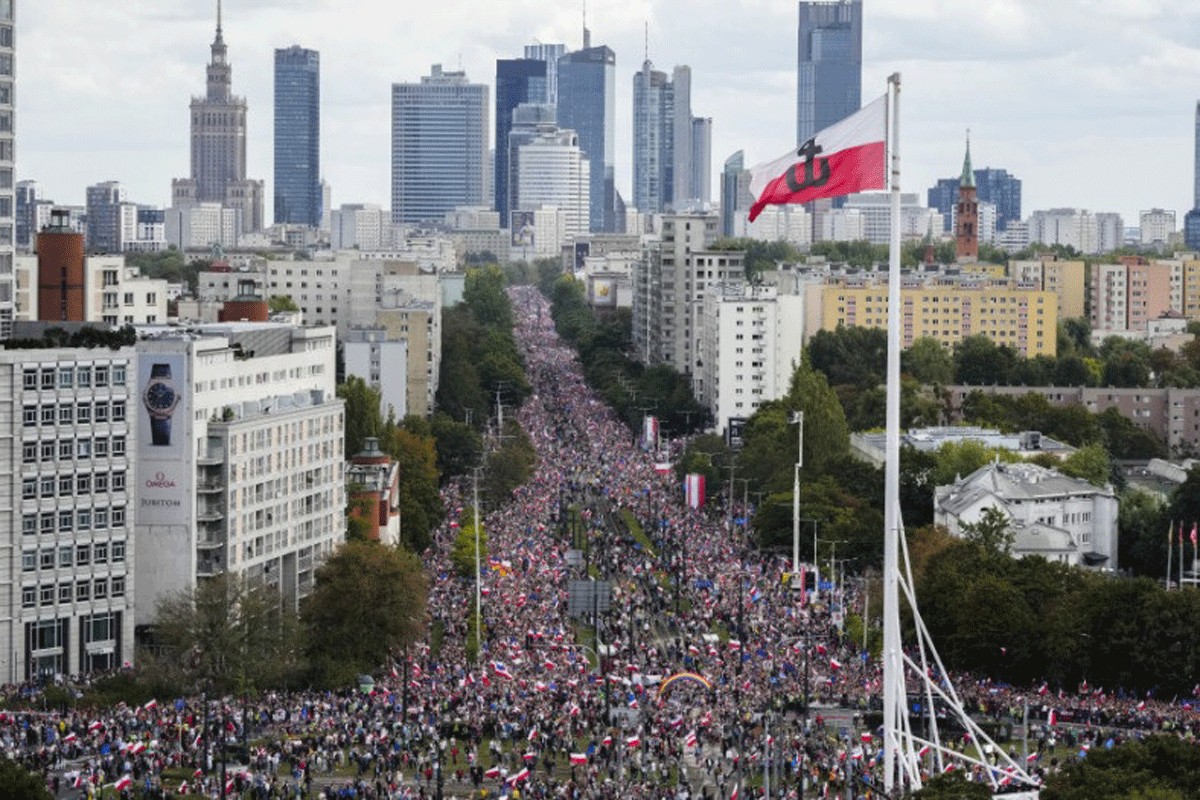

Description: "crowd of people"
2 286 1198 799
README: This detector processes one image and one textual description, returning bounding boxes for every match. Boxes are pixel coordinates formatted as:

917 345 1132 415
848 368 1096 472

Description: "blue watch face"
146 382 176 411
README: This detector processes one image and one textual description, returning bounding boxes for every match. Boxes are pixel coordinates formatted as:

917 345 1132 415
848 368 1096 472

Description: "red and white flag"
114 775 133 792
829 657 842 670
507 767 530 785
748 94 887 222
569 752 588 766
626 735 641 748
1048 709 1058 727
484 766 501 779
685 730 698 748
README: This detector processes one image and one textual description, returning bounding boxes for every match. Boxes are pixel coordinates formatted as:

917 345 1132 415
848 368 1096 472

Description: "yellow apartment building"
1011 258 1086 320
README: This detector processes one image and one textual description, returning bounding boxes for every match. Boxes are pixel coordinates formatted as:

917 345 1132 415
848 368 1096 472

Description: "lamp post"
472 465 484 655
790 412 804 577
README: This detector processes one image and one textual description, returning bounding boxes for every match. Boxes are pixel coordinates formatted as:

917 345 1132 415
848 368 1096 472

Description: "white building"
14 255 169 326
345 329 409 420
819 208 865 242
165 203 241 251
513 127 590 242
952 201 996 244
1 346 137 681
444 206 501 231
839 193 943 245
1027 209 1124 256
934 461 1118 569
133 322 344 625
1140 209 1176 249
739 205 812 249
331 203 390 251
696 282 804 434
996 220 1030 253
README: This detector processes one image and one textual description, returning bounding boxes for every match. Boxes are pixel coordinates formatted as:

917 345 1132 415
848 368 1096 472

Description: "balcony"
196 479 224 493
197 447 225 465
196 537 225 550
196 507 224 522
196 557 224 577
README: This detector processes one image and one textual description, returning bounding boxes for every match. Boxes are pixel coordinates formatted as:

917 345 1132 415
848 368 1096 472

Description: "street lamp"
790 412 804 577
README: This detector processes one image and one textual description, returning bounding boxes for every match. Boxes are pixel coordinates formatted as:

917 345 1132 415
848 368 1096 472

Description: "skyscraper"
523 43 566 105
720 150 752 237
273 46 321 227
391 64 488 225
558 39 617 232
1187 103 1200 250
15 180 36 252
495 59 547 225
0 1 13 337
632 62 711 214
175 2 264 234
929 167 1021 234
86 181 135 254
796 0 862 146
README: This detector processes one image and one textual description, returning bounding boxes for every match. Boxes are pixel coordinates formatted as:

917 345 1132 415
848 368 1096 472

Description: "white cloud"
13 0 1200 223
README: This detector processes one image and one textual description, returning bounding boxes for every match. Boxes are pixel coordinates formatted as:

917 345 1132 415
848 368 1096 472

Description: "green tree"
302 542 428 687
908 770 992 799
483 419 538 503
929 439 1018 488
954 335 1017 386
386 421 443 552
902 336 955 385
146 574 301 694
786 351 851 473
807 325 888 388
450 519 488 578
1167 466 1200 535
463 265 514 330
959 506 1014 555
430 412 483 479
268 294 300 312
0 757 52 799
1119 489 1168 579
337 376 383 457
709 237 803 280
676 433 730 493
1041 735 1200 800
1099 336 1152 388
1057 444 1112 487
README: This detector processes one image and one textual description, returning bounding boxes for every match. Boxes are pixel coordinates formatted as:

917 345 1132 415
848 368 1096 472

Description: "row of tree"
545 273 708 438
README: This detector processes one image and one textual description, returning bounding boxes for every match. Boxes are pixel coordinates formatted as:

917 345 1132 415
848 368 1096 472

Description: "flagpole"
1167 521 1173 591
882 70 903 796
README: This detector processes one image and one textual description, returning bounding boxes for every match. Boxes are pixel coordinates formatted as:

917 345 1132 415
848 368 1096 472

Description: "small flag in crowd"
491 662 514 680
569 753 588 766
626 735 641 748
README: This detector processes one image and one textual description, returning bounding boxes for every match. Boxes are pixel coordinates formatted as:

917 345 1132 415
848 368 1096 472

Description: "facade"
391 65 488 225
0 1 12 338
696 282 804 434
1 346 137 681
513 127 590 241
85 182 136 254
330 203 389 251
796 0 862 146
1011 258 1087 320
180 5 264 233
16 180 36 252
1027 209 1124 256
558 43 617 232
836 193 942 245
720 151 752 238
743 205 812 248
344 329 408 420
273 46 321 227
164 203 240 251
21 240 168 326
934 462 1118 569
494 58 547 226
852 426 1074 468
1090 260 1172 332
345 438 401 547
523 43 566 105
1139 209 1176 249
929 168 1022 235
632 60 670 215
818 276 1057 357
133 322 344 625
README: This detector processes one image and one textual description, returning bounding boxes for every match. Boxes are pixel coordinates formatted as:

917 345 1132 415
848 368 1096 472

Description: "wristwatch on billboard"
142 363 180 446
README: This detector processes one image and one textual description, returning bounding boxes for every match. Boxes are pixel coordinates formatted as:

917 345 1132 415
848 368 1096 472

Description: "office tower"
797 1 862 146
955 136 979 261
495 59 547 225
558 42 617 231
927 178 958 234
524 43 566 105
2 347 138 681
273 46 321 227
1187 102 1200 250
177 3 263 233
16 180 36 251
691 116 712 206
513 126 591 239
720 150 752 237
930 167 1021 234
391 64 489 225
0 1 13 338
632 60 670 214
671 66 693 207
85 181 136 254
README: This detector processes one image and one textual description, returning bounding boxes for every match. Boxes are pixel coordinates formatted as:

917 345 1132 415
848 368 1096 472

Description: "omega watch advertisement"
137 352 189 527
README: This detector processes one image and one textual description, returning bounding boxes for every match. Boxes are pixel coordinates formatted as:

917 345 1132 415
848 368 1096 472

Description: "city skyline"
15 0 1200 225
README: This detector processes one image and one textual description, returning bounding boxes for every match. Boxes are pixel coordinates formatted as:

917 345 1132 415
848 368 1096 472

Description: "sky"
16 0 1200 226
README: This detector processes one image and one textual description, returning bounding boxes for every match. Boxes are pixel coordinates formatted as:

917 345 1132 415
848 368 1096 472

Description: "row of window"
22 471 126 500
21 507 126 536
22 436 126 463
22 365 127 391
22 401 126 427
23 541 126 571
21 577 126 609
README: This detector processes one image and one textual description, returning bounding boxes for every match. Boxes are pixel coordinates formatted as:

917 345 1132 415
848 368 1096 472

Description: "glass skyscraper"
796 0 862 146
495 59 546 226
273 46 321 226
391 65 489 225
557 45 617 232
929 168 1021 233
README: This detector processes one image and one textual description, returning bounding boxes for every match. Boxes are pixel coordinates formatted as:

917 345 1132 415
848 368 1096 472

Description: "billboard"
137 352 189 526
590 277 616 307
511 211 536 247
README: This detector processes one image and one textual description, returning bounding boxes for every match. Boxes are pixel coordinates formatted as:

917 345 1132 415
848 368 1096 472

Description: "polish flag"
491 662 514 680
569 704 581 717
507 767 530 785
142 699 158 712
1048 709 1058 727
830 658 842 670
528 727 539 742
860 732 872 743
1136 700 1146 711
63 732 77 743
918 745 930 758
685 731 698 748
484 766 501 779
730 784 739 800
569 753 588 766
728 639 742 651
1026 752 1040 763
602 735 613 747
626 735 641 748
114 775 133 792
522 751 537 762
688 644 700 655
1037 683 1049 696
177 782 189 795
748 94 887 222
73 773 86 789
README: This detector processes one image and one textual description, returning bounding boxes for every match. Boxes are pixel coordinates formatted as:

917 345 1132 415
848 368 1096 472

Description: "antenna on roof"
644 20 649 62
582 0 591 48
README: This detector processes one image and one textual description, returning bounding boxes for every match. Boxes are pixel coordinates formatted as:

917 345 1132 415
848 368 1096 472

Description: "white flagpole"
1167 521 1173 591
883 71 903 795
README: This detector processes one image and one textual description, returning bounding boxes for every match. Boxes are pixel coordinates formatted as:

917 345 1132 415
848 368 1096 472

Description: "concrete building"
1140 209 1176 250
512 127 590 242
85 182 137 255
1011 258 1087 320
345 330 408 420
954 137 979 261
16 180 37 253
934 461 1118 569
945 384 1200 457
273 46 321 227
0 1 13 337
851 426 1075 468
391 64 488 225
720 151 752 238
741 204 812 249
494 58 547 226
1091 259 1172 333
1027 209 1101 255
133 322 344 626
164 203 241 251
330 203 389 251
632 212 745 374
696 282 804 434
1 344 137 681
523 43 566 106
817 276 1057 357
837 193 943 245
819 207 865 242
345 438 401 547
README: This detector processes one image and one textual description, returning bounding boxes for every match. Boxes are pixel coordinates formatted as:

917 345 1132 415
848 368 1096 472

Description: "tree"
1166 466 1200 535
268 294 300 313
954 335 1017 386
337 376 383 457
1099 336 1152 388
386 421 443 552
786 351 851 473
902 336 955 385
807 325 887 388
1119 488 1168 578
302 542 428 687
147 574 301 694
907 770 992 799
959 506 1014 555
1057 444 1112 487
430 412 483 480
451 519 487 578
1041 735 1200 800
483 419 538 503
0 757 52 799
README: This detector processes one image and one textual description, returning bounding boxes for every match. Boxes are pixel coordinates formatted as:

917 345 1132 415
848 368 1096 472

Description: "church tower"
955 131 979 262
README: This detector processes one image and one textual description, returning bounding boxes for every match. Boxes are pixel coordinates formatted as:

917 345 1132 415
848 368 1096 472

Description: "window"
58 510 72 531
40 369 54 389
111 577 125 598
94 438 108 457
40 585 54 607
58 476 72 496
58 546 72 568
111 401 125 422
111 436 125 456
58 583 71 604
21 477 35 499
94 404 108 423
76 581 90 601
57 440 72 460
112 472 125 491
111 508 125 527
93 579 108 600
22 515 36 535
94 474 108 493
94 509 108 528
22 369 36 389
58 405 73 424
93 543 108 564
40 441 53 460
94 367 109 388
39 549 54 569
111 365 126 386
123 292 134 306
21 551 34 571
75 545 89 566
21 442 36 463
22 587 35 608
76 474 91 494
76 509 91 530
76 403 91 423
111 541 125 563
39 513 53 534
76 367 91 388
76 439 92 458
39 476 54 497
57 368 73 389
22 406 36 426
40 405 54 424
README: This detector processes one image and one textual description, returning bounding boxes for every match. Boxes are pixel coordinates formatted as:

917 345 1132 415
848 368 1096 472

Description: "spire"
644 20 648 63
214 0 224 44
960 129 975 188
582 0 591 48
